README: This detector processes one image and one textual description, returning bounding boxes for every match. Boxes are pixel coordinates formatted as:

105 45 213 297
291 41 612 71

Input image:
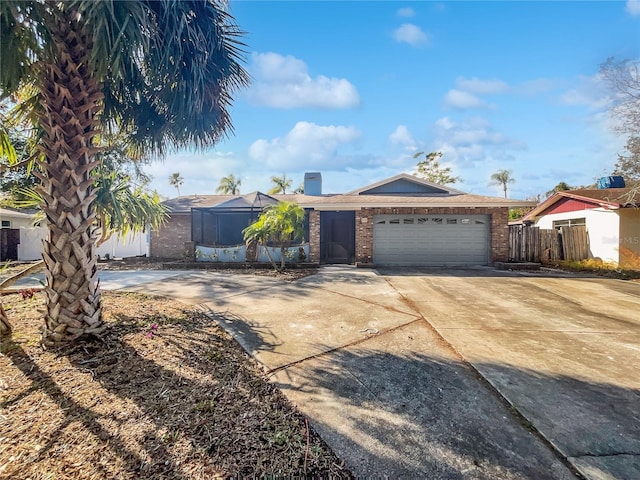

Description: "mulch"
0 289 352 479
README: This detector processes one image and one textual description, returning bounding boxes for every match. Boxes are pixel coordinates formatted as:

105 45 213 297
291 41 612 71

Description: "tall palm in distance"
0 0 249 346
269 173 292 194
216 173 241 194
490 169 515 198
169 172 184 196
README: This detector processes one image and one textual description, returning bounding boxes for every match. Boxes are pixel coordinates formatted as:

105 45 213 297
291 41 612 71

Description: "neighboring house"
151 173 533 267
0 207 150 261
522 188 640 268
0 207 41 261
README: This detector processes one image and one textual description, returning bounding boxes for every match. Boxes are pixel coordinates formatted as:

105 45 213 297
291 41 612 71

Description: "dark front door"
320 211 355 264
0 228 20 261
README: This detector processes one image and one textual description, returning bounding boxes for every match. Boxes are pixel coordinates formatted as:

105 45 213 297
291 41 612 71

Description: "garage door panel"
373 214 489 266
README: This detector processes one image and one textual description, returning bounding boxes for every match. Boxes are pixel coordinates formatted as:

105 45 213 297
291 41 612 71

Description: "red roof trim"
523 191 620 222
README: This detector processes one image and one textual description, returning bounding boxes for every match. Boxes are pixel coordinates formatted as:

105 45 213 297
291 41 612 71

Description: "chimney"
303 172 322 195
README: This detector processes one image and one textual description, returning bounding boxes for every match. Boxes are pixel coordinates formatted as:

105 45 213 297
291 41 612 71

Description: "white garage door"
373 214 490 266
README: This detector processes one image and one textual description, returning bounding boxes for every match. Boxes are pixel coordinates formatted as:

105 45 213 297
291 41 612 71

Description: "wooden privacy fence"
509 225 589 262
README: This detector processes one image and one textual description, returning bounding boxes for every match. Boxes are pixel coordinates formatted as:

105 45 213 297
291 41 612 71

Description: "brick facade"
308 210 320 263
354 207 509 265
150 213 191 259
153 206 510 265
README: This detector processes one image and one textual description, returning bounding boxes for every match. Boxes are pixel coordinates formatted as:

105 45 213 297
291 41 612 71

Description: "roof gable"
538 197 602 216
348 173 464 196
523 187 639 222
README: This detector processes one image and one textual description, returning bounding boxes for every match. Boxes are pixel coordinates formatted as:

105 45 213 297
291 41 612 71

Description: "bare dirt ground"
0 268 351 479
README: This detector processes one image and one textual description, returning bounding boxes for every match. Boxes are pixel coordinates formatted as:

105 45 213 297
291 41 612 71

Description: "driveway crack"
573 451 640 458
266 317 423 376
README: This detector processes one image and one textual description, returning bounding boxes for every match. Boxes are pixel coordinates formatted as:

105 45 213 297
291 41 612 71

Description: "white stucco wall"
17 226 48 261
534 208 620 264
0 209 38 229
17 226 149 261
96 231 150 259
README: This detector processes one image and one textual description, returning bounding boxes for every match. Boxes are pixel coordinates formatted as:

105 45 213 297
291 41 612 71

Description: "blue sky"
145 0 640 200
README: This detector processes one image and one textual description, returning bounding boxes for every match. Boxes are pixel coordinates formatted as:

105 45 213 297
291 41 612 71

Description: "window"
446 218 457 225
474 220 484 225
389 218 400 224
432 218 443 224
417 217 428 224
552 218 586 229
1 220 10 228
403 218 414 224
376 219 386 224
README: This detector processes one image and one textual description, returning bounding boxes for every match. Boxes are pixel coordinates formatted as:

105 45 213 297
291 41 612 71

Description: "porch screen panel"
202 212 217 244
191 210 203 243
217 213 252 246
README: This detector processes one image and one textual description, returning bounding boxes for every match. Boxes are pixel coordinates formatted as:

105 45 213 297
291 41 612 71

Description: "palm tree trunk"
0 304 11 336
36 8 105 347
262 244 279 272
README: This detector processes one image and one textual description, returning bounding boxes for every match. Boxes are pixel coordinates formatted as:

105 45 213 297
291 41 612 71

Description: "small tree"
169 172 184 196
490 169 515 198
613 136 640 184
600 58 640 189
243 201 305 271
412 151 461 185
545 181 572 198
216 174 241 194
268 173 292 194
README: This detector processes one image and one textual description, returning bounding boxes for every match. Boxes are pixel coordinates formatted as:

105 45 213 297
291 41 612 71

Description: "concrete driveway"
104 266 639 478
380 268 640 480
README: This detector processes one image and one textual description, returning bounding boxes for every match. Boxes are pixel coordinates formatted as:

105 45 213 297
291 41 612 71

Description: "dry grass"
0 290 351 479
546 257 640 281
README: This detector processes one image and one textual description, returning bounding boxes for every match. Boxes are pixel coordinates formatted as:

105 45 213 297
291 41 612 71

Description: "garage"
373 214 490 266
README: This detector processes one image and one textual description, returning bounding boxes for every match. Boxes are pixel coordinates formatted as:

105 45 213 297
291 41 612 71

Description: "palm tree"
1 1 249 347
268 173 292 194
243 201 305 271
490 169 515 198
216 173 241 194
169 172 184 196
93 167 168 247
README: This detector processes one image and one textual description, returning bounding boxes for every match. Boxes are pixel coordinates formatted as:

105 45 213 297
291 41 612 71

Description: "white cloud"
455 76 510 95
626 0 640 15
397 7 415 18
557 73 610 110
443 89 492 109
248 121 362 171
246 52 360 109
388 125 416 150
143 151 248 198
432 117 525 167
436 117 510 147
519 78 555 95
393 23 430 47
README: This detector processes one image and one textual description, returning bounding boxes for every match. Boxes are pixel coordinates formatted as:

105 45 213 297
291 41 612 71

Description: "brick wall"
308 210 320 263
354 207 510 265
150 213 191 259
489 207 509 263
